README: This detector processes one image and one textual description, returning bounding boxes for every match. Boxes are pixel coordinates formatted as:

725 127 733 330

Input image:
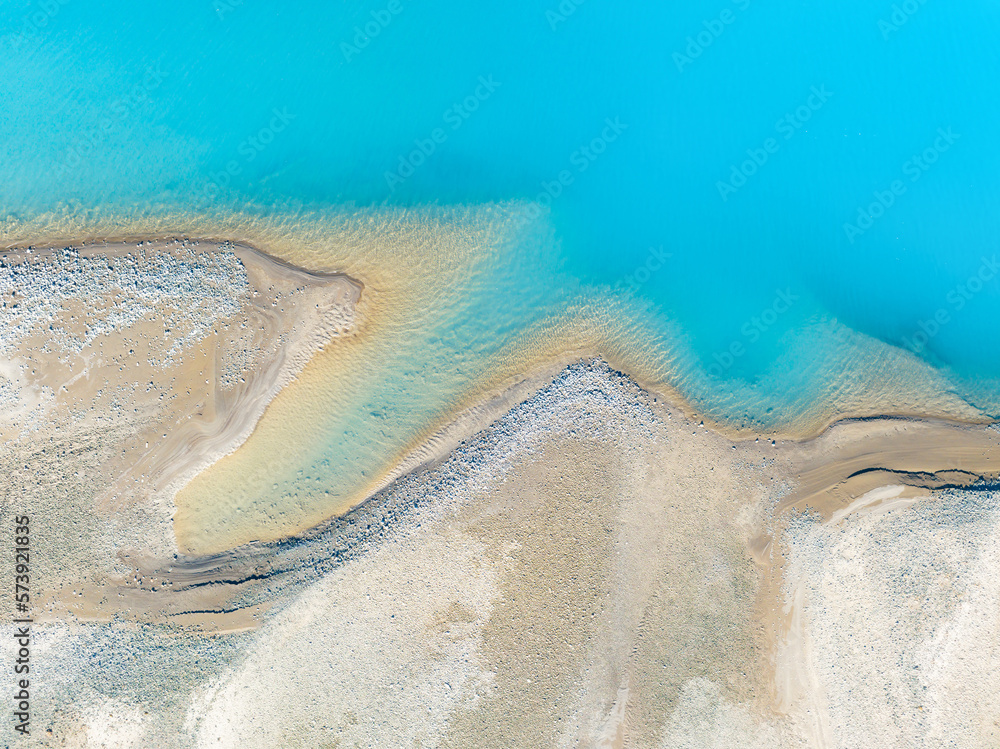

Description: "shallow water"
3 0 999 545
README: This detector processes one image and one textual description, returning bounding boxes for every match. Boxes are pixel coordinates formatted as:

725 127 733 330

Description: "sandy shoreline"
4 234 998 553
4 221 998 552
7 225 995 447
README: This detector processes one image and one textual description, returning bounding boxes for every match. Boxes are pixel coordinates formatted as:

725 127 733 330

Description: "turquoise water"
3 1 1000 422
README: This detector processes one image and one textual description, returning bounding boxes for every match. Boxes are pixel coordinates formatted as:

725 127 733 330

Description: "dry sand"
5 351 999 747
0 238 358 630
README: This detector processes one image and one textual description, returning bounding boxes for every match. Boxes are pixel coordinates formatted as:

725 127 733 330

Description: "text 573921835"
13 515 31 737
